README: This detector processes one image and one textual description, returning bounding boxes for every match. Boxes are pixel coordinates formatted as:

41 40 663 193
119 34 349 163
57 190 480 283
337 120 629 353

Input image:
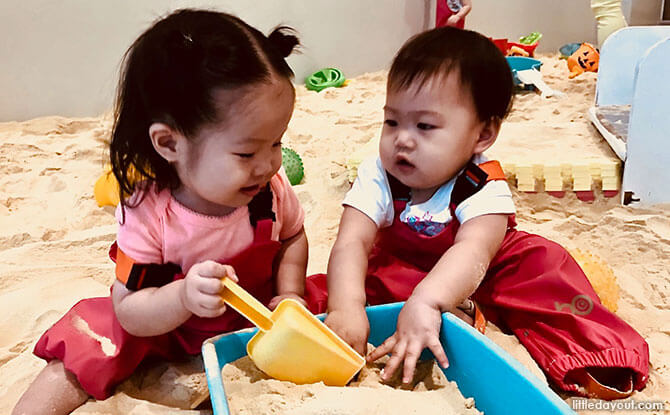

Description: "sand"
0 54 669 414
220 347 480 415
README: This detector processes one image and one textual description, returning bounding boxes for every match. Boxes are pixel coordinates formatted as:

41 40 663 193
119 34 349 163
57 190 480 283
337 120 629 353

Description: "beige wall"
0 0 430 121
628 0 664 24
3 0 658 122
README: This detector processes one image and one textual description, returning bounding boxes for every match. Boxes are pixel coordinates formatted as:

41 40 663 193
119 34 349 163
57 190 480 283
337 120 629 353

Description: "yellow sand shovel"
220 278 365 386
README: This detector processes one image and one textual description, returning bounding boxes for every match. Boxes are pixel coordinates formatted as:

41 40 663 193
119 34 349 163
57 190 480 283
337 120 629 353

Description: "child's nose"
395 129 415 149
253 158 274 178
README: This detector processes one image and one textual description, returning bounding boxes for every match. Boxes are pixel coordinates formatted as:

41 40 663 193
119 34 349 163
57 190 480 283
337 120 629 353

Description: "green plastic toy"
281 147 304 185
305 68 346 92
518 32 543 45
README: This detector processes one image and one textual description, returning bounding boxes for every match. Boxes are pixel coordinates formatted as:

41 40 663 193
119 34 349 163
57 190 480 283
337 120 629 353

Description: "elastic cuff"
546 347 649 393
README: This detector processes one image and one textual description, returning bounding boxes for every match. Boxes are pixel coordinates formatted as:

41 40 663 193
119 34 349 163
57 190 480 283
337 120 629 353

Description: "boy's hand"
368 296 449 384
268 293 307 310
181 260 237 318
325 306 370 357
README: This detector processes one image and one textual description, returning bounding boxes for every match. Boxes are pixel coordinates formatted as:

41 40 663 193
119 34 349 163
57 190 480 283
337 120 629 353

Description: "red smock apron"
34 186 281 399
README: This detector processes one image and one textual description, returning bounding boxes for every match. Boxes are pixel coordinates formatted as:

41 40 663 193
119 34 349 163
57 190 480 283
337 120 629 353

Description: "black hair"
388 26 513 123
110 9 300 207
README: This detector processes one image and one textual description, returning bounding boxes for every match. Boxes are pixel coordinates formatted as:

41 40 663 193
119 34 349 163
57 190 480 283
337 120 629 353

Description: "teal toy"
559 43 581 59
506 56 542 86
281 147 304 185
305 68 346 92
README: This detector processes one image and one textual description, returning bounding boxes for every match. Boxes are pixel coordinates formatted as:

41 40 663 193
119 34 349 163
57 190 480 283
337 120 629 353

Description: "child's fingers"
381 340 407 382
196 261 238 281
196 276 223 295
292 296 308 307
402 340 423 383
426 337 449 369
268 297 280 310
195 304 227 318
353 338 368 357
199 294 224 310
221 264 238 282
368 335 396 362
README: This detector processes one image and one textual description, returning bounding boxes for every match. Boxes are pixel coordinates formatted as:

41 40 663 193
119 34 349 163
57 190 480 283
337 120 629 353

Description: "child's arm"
112 261 236 337
447 0 472 26
268 227 309 309
369 213 508 383
324 206 379 355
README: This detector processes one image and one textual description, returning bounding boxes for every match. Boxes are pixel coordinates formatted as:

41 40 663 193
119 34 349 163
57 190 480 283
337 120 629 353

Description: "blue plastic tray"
202 302 575 415
506 56 543 86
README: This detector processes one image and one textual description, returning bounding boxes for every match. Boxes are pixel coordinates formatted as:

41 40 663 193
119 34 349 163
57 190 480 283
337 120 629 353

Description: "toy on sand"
94 168 120 207
506 56 541 85
570 249 619 312
567 43 599 78
305 67 347 92
281 147 304 185
506 56 564 98
559 42 581 59
203 302 575 415
492 32 542 57
94 165 143 207
219 277 364 385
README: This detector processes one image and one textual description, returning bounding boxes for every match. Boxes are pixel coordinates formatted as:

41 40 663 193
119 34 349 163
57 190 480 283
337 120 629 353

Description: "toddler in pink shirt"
14 9 307 415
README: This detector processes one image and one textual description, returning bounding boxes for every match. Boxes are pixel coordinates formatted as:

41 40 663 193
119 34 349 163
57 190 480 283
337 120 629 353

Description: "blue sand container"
506 56 543 86
202 302 575 415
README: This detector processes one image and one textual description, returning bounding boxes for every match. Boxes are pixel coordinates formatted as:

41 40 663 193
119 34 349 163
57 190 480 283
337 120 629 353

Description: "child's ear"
149 123 183 162
473 117 502 154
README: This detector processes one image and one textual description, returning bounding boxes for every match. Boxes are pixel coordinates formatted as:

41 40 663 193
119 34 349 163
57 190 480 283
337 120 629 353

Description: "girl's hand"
367 296 449 384
181 260 238 318
325 306 370 357
268 293 307 310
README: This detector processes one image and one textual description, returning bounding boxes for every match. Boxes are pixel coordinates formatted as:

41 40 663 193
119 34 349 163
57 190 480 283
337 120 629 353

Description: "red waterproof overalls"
436 0 466 29
34 187 281 400
306 161 649 398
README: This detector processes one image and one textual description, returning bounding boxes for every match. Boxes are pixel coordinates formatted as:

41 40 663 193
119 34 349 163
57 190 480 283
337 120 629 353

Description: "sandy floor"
0 54 668 414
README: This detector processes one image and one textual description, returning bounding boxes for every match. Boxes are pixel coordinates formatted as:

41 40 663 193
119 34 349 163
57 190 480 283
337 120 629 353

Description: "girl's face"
173 79 295 216
379 71 493 203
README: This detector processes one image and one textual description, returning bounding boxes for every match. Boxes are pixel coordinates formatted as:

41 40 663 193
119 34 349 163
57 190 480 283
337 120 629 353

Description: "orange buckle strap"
115 247 136 285
114 246 182 290
477 160 506 182
473 302 487 334
457 299 487 334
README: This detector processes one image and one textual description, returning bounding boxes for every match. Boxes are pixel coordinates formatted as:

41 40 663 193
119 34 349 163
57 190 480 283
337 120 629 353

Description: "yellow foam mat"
502 160 621 193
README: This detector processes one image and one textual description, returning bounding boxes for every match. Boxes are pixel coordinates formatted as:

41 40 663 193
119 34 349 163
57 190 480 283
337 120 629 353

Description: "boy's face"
380 71 490 201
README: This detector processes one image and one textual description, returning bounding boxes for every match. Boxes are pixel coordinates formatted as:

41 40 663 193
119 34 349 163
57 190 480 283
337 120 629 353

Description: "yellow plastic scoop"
220 278 365 386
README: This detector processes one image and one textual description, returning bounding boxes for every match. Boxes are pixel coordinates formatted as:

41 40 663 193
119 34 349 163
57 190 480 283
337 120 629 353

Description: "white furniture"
588 26 670 205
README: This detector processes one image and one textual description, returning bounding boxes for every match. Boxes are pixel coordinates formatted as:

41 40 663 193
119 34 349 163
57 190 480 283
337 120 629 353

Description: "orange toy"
570 249 619 312
567 43 600 79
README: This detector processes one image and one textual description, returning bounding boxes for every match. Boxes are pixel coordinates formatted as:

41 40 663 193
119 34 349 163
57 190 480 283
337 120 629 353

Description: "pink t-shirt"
115 169 304 275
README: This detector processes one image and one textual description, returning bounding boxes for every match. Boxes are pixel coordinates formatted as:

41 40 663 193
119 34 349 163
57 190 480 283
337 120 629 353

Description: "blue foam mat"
202 302 575 415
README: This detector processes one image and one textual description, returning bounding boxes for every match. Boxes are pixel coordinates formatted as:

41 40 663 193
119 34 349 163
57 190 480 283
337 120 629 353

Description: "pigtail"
267 26 300 58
